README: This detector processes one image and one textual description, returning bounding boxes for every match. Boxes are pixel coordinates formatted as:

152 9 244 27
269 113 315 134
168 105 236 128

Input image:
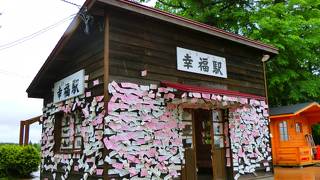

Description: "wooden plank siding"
43 27 104 104
270 116 313 166
108 8 266 96
41 21 105 179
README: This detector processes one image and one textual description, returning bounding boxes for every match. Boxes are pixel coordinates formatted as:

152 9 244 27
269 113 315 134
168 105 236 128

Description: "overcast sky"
0 0 156 143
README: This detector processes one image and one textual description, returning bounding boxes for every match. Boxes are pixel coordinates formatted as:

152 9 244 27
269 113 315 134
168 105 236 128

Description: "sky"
0 0 156 143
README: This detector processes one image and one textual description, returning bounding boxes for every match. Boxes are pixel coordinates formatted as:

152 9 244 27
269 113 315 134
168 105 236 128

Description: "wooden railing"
19 116 41 145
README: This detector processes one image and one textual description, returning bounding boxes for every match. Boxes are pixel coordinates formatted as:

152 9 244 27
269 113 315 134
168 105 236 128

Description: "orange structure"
270 102 320 166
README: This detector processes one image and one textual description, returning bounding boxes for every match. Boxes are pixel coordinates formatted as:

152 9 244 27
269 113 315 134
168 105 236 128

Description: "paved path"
274 166 320 180
15 166 320 180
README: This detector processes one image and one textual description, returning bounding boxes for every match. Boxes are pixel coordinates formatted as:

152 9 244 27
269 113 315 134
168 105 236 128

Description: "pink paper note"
112 163 124 169
93 79 100 86
86 158 94 163
74 165 79 172
121 82 139 89
170 170 178 177
63 154 69 159
129 168 138 177
157 87 167 93
108 122 122 130
103 138 117 150
148 93 155 99
158 156 169 162
202 93 211 99
96 169 103 175
93 116 103 126
141 70 147 76
86 91 91 97
95 95 104 102
140 168 148 177
164 93 175 99
226 149 230 157
226 158 231 167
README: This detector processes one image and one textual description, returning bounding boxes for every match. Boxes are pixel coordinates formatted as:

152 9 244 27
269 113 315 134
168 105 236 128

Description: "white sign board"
177 47 227 78
53 69 85 103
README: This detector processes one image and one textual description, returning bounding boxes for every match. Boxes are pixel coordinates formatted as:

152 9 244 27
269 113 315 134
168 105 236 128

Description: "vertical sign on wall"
53 69 85 103
177 47 227 78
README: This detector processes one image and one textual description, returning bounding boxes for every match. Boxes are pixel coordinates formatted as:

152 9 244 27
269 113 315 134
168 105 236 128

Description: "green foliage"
312 124 320 145
250 0 320 106
0 145 40 178
138 0 320 106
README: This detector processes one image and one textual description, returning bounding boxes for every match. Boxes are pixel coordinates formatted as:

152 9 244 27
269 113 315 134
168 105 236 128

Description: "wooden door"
276 120 291 148
194 109 212 170
193 109 228 180
211 110 227 180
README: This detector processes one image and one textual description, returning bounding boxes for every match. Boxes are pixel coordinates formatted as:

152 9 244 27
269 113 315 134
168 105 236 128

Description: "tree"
138 0 320 106
250 1 320 106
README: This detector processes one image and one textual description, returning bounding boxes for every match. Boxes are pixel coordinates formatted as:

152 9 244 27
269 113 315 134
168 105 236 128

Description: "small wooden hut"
26 0 278 179
270 102 320 166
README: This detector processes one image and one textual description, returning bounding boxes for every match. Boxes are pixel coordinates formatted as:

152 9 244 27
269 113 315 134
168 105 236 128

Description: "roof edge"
270 102 320 118
295 102 320 114
98 0 278 55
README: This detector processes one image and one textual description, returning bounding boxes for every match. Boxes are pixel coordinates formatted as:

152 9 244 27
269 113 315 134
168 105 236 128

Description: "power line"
61 0 82 8
0 14 76 52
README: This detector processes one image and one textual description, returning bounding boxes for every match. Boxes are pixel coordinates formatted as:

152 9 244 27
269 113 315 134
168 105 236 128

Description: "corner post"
24 124 30 145
103 8 110 180
19 121 25 145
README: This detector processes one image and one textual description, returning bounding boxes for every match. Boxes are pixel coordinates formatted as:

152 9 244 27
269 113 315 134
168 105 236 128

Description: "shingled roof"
270 102 319 116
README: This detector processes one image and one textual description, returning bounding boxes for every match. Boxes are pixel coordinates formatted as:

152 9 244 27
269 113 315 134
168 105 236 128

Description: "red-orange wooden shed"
270 102 320 166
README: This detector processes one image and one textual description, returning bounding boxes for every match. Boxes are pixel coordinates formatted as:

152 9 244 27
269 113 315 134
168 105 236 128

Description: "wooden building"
270 102 320 166
26 0 278 179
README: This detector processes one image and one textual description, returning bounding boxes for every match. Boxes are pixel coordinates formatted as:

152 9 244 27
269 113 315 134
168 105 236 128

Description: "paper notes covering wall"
40 93 105 180
105 81 184 179
39 79 271 180
105 81 272 180
229 105 272 180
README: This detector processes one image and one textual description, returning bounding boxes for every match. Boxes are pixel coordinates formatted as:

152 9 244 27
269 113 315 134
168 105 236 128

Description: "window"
56 111 83 153
201 119 212 145
295 122 302 133
279 121 289 141
212 110 224 148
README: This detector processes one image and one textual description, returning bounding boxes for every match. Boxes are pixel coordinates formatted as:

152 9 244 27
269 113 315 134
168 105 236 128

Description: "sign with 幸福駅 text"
53 69 85 103
177 47 227 78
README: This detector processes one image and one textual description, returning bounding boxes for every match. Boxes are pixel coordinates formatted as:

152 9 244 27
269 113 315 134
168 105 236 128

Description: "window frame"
279 121 289 141
295 122 302 133
54 111 83 154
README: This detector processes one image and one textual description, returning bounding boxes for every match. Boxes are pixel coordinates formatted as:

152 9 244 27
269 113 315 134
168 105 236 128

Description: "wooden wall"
108 7 266 97
270 116 312 166
40 19 105 179
43 21 104 104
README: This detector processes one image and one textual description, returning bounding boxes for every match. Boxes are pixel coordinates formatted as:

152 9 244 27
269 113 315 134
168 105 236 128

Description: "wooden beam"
270 114 294 119
103 9 110 180
24 124 30 145
25 116 41 125
19 121 25 145
103 14 110 99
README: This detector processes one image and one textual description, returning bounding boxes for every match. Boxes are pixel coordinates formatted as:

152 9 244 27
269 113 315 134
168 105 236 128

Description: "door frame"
191 108 229 180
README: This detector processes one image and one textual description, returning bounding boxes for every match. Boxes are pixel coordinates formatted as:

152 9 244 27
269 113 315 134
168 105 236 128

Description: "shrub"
0 144 40 178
